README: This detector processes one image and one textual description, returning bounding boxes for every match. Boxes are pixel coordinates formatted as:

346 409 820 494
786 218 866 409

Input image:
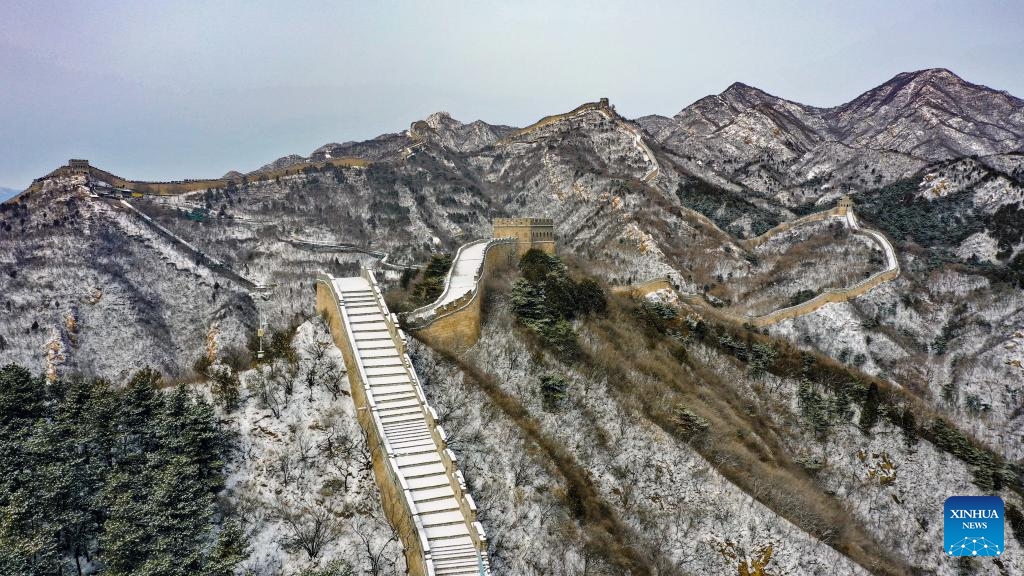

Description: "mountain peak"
902 67 963 83
720 81 771 101
713 81 800 112
425 111 462 131
723 81 756 93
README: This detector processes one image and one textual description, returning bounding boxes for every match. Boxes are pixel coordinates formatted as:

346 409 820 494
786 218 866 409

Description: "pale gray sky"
2 0 1022 189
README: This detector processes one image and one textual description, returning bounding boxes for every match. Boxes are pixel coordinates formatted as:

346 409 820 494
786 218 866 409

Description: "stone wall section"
316 269 490 576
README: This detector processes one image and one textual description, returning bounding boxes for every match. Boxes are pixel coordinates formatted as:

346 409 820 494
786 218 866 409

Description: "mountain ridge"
3 66 1024 576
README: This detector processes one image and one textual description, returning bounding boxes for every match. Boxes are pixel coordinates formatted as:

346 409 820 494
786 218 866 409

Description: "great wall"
675 195 901 327
313 202 900 575
31 122 899 576
403 219 556 349
308 219 557 576
26 157 369 198
315 269 490 576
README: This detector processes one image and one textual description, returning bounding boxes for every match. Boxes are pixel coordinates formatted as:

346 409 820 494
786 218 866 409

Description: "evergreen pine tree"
165 393 227 495
898 407 918 447
140 456 212 576
121 368 166 455
859 382 882 434
209 521 250 576
100 469 154 575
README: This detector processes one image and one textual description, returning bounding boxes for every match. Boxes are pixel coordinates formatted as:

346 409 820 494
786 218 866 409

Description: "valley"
2 68 1023 575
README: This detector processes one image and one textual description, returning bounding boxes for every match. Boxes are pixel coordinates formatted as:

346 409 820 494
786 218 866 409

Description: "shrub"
576 278 608 316
209 365 241 412
789 289 818 307
539 374 568 411
1008 503 1024 547
748 343 777 379
858 382 882 434
634 300 677 336
540 320 581 361
671 405 709 438
798 378 831 438
298 560 355 576
193 354 213 376
410 253 453 305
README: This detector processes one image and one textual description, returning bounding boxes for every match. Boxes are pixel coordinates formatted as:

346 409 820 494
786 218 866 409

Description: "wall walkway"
104 196 265 292
666 207 900 327
404 238 518 350
316 269 490 576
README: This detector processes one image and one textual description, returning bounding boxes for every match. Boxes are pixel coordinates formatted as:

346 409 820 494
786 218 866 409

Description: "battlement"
67 159 90 173
492 217 554 227
492 217 555 254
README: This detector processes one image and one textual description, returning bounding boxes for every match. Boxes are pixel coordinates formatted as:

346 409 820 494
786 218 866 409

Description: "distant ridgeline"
25 156 371 197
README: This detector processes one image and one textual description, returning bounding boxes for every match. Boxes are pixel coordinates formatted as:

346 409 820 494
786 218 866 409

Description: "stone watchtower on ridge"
492 217 556 255
67 159 90 174
837 194 854 213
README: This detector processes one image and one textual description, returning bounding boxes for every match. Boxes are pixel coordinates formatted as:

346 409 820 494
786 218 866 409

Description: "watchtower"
67 159 90 174
838 195 854 212
492 217 556 255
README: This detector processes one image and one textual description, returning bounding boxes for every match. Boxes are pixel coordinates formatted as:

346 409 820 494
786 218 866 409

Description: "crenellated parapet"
492 217 556 255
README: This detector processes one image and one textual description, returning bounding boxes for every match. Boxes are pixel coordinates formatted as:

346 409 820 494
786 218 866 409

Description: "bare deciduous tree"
277 501 341 560
352 511 402 576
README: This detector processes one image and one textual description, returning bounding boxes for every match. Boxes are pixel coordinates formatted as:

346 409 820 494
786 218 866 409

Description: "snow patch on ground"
973 176 1024 213
224 320 405 575
918 173 953 199
955 231 1001 263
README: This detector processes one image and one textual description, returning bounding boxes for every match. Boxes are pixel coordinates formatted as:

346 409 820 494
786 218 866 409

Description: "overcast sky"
2 0 1022 189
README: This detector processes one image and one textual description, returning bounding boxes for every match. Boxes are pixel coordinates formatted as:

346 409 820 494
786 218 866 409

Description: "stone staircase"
319 272 489 576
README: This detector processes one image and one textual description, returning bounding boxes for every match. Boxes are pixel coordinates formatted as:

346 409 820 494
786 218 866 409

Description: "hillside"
1 69 1023 574
641 68 1024 208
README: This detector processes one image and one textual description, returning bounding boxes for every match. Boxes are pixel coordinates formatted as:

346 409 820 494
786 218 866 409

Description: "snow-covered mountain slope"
643 68 1024 205
0 174 255 379
225 319 406 575
2 68 1024 575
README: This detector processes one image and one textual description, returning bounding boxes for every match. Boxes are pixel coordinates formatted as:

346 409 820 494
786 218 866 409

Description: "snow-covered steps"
405 239 490 325
315 270 490 576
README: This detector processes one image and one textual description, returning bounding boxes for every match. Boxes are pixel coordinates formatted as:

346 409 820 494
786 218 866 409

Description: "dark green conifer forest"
0 364 245 576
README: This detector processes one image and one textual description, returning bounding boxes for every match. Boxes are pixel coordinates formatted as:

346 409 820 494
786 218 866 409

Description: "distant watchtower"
492 217 556 255
837 194 854 214
67 159 90 174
